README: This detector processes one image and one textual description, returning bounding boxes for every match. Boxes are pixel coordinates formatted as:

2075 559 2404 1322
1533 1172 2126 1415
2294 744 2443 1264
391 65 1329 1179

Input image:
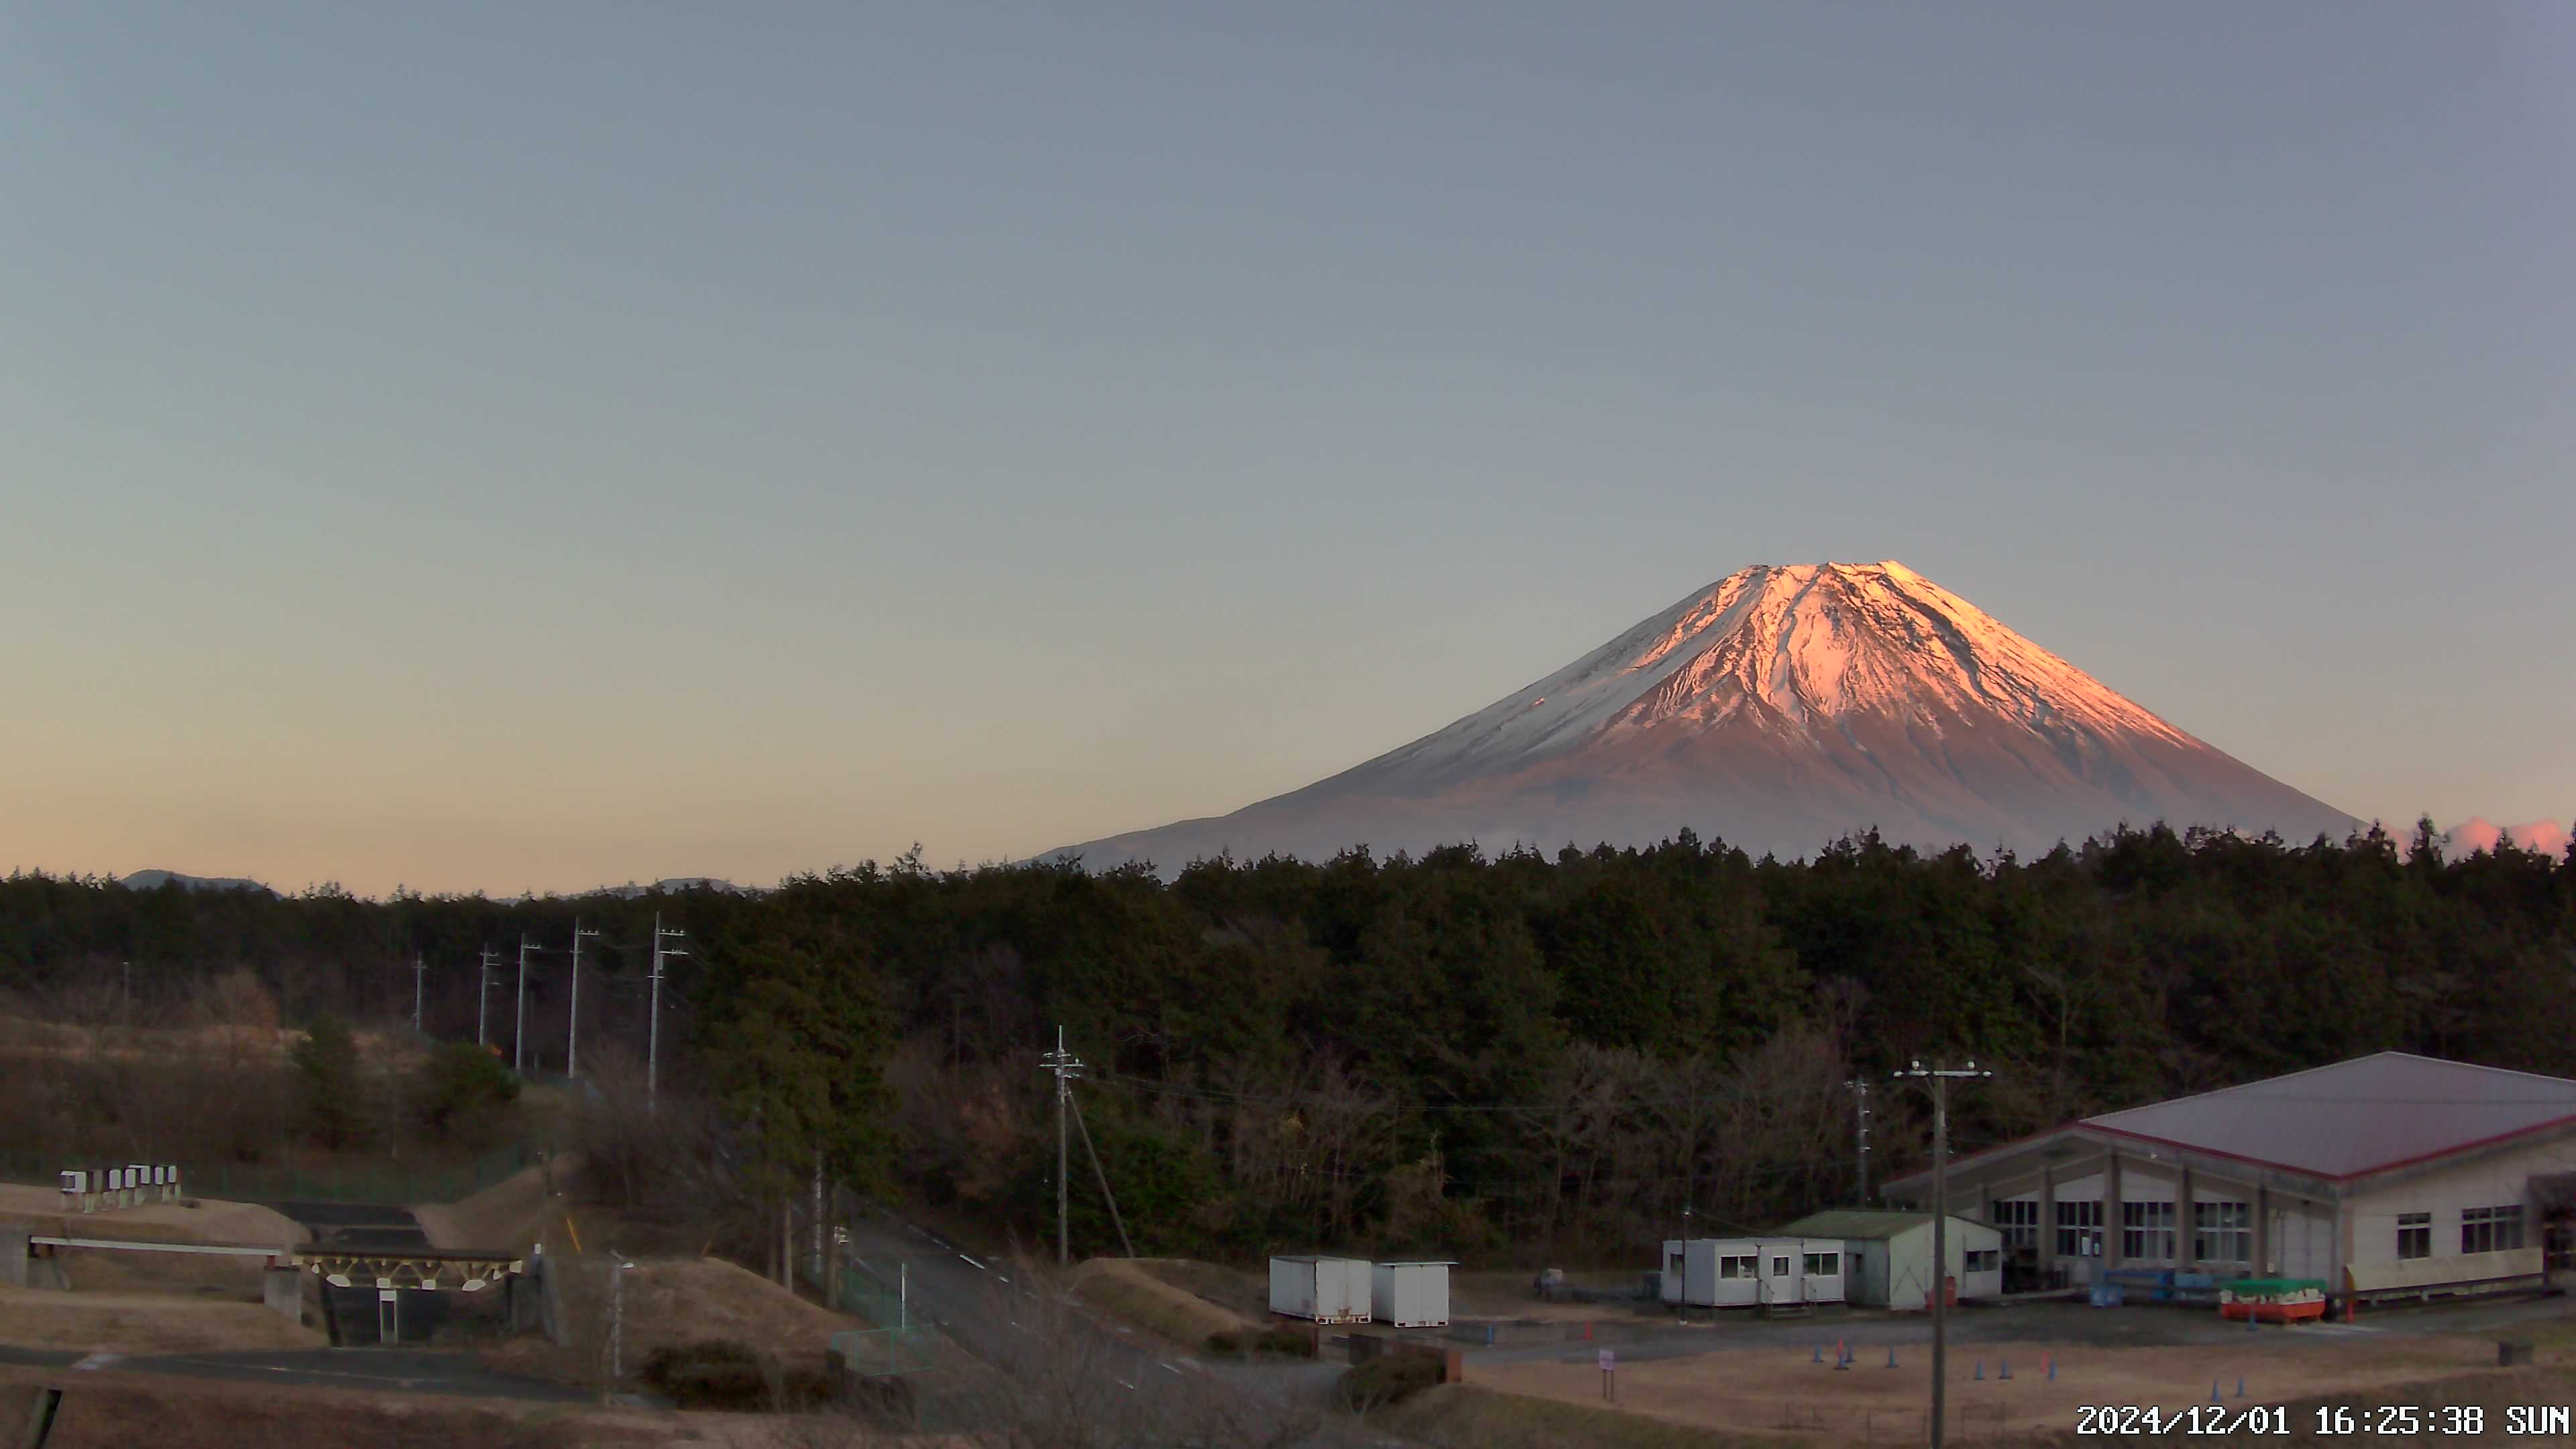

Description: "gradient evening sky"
4 3 2570 897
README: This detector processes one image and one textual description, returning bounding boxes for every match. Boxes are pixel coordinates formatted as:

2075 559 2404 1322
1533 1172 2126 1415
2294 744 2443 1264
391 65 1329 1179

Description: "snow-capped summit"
1052 561 2361 871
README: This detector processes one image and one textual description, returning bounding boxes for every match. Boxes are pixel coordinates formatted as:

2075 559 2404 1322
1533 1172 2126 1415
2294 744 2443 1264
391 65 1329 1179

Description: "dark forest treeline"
4 820 2571 1265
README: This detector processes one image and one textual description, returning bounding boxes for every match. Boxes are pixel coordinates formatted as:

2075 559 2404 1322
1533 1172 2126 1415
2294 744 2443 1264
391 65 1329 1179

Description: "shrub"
288 1014 364 1148
839 1372 915 1424
775 1366 833 1411
408 1040 519 1145
639 1340 769 1410
1205 1326 1318 1358
1335 1354 1442 1411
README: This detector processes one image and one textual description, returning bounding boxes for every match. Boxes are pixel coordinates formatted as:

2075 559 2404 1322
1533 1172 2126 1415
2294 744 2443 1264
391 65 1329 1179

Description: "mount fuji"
1052 561 2362 873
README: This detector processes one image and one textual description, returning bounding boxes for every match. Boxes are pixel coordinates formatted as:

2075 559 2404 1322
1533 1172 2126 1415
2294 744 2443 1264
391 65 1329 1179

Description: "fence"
0 1140 535 1206
797 1181 936 1377
831 1271 938 1376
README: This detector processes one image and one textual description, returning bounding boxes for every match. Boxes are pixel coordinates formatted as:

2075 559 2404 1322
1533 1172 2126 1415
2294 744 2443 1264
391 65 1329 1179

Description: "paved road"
837 1206 1193 1385
835 1205 1378 1444
264 1200 433 1252
0 1344 591 1401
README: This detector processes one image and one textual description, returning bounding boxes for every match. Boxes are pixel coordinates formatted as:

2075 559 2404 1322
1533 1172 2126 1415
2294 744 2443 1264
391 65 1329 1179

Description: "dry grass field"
1468 1328 2565 1444
0 1183 307 1248
0 1016 423 1071
1084 1258 1266 1346
486 1253 857 1391
0 1363 967 1449
0 1185 307 1300
415 1158 566 1255
0 1285 324 1354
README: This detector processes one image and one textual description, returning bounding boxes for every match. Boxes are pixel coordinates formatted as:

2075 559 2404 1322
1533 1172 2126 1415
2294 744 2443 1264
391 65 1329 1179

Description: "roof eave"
1884 1113 2576 1201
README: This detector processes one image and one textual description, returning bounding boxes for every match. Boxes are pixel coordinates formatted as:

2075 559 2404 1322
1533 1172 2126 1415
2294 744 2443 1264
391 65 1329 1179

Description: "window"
1964 1248 2000 1273
2055 1200 2102 1257
2193 1202 2251 1265
1772 1256 1790 1277
2463 1205 2526 1254
2122 1201 2177 1260
1719 1254 1756 1279
1667 1251 1684 1275
1803 1252 1840 1277
1990 1199 2039 1250
2396 1212 2430 1260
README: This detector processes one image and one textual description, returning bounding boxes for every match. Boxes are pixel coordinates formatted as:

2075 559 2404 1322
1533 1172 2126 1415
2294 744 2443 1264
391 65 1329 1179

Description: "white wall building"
1658 1236 1842 1308
1881 1053 2576 1309
1776 1210 1996 1310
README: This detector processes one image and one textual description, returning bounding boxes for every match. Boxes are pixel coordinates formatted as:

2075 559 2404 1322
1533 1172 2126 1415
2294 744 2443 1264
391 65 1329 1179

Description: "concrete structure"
1777 1210 1995 1309
263 1266 305 1323
1658 1236 1843 1309
1882 1053 2576 1308
1269 1256 1372 1324
1370 1260 1453 1328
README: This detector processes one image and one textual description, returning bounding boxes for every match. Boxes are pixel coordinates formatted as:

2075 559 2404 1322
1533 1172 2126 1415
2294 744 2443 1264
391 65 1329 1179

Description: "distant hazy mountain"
2443 817 2571 858
585 877 755 899
120 869 274 895
1051 561 2363 873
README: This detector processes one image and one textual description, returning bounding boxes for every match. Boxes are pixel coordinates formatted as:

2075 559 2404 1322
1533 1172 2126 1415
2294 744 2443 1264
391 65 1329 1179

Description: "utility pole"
647 915 688 1117
478 947 498 1048
604 1259 634 1400
1892 1059 1994 1449
1847 1078 1872 1204
515 936 539 1075
1040 1026 1085 1267
567 918 601 1079
413 953 426 1034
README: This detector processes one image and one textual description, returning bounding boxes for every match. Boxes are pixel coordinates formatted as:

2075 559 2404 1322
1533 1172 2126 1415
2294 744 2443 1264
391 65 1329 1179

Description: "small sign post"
1599 1348 1615 1402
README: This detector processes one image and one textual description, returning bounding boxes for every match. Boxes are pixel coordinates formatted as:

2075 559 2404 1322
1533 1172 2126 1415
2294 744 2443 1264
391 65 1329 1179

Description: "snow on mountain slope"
1052 562 2361 873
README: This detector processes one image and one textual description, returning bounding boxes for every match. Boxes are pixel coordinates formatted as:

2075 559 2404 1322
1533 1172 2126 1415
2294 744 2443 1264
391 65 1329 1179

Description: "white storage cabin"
1777 1210 2002 1311
1659 1238 1843 1308
1270 1256 1373 1324
1371 1261 1454 1328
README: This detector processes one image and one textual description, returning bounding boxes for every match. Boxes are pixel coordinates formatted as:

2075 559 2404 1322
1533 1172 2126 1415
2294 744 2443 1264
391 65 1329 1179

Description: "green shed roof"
1775 1209 1990 1240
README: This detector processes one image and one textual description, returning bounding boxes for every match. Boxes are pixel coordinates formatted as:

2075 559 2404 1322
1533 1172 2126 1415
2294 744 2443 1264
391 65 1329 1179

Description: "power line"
1040 1025 1084 1267
647 914 688 1118
1087 1068 1845 1116
1892 1059 1994 1449
1846 1078 1872 1205
1067 1085 1134 1259
1093 1065 2576 1117
567 918 601 1080
515 935 541 1075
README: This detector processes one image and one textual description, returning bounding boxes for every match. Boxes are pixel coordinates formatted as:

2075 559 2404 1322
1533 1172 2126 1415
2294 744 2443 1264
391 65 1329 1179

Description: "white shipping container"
1269 1256 1373 1323
1371 1261 1454 1328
